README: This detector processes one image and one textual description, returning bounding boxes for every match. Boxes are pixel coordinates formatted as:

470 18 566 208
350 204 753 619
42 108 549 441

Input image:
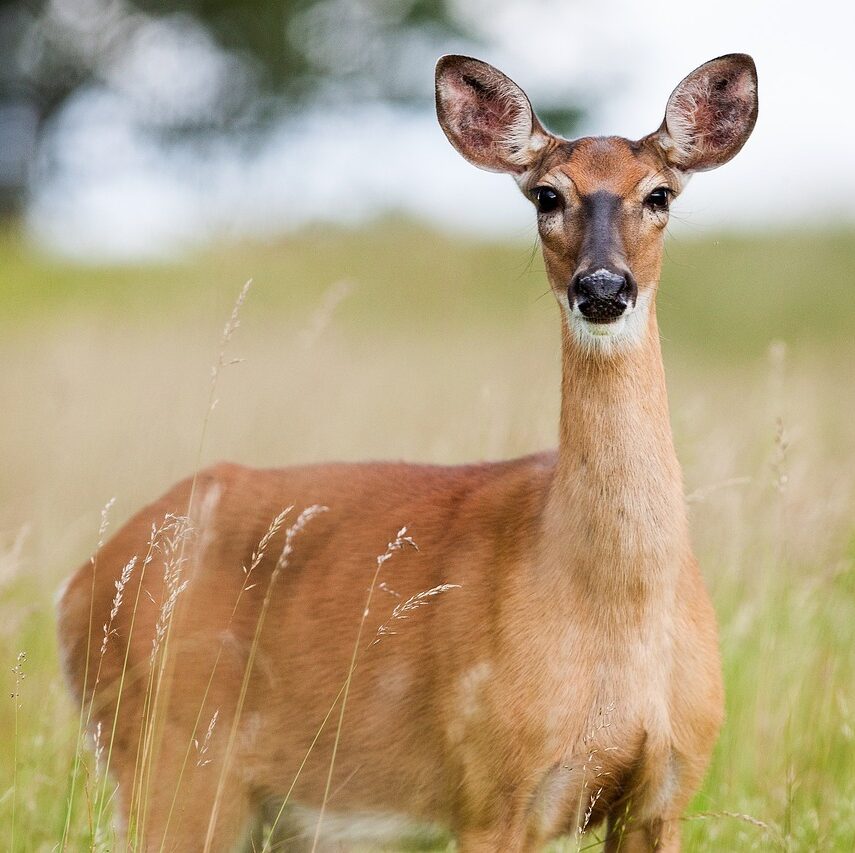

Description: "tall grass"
0 223 853 850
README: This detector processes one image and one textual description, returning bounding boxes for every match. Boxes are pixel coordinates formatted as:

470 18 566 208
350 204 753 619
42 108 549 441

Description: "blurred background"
1 0 854 256
1 1 854 850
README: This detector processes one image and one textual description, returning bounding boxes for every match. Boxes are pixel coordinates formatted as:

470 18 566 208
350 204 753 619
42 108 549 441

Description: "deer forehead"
535 136 667 198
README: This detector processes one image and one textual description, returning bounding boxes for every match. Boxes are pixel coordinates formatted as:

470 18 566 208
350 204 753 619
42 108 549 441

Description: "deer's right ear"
435 55 551 174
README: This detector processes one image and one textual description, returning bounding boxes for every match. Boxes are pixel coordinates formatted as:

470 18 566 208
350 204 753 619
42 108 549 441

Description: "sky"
27 0 855 260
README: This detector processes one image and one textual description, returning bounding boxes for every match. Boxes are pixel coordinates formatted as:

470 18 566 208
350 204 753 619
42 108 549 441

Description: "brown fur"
57 55 758 851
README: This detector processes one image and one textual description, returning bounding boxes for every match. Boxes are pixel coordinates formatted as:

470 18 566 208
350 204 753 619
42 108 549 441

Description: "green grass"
0 222 853 850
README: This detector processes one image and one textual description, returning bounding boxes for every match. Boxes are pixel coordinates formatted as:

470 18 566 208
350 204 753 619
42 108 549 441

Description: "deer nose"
571 268 636 322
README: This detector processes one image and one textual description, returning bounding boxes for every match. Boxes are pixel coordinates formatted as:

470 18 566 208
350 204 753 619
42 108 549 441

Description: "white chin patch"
565 291 651 355
584 315 627 337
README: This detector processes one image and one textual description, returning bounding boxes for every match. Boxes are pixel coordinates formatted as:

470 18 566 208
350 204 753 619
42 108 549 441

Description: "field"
0 220 853 850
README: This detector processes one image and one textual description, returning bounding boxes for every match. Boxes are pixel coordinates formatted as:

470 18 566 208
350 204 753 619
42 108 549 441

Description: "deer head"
436 54 758 354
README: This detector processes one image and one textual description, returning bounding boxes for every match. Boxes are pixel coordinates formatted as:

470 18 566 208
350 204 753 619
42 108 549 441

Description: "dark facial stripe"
580 190 624 268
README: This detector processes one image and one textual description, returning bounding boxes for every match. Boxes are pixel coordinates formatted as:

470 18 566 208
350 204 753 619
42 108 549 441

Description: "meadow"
0 220 853 850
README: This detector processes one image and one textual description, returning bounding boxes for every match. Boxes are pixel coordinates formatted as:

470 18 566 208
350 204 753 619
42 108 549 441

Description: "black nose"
571 269 636 322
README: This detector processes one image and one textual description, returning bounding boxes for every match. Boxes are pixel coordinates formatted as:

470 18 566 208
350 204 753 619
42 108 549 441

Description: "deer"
57 53 758 852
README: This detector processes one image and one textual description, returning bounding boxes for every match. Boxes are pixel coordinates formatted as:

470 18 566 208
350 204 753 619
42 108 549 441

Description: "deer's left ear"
656 54 758 172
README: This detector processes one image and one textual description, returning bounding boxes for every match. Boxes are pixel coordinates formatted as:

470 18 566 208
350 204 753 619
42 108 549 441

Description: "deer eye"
644 187 671 211
532 186 562 214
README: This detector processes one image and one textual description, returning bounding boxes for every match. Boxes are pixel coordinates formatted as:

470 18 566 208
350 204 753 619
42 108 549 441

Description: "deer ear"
435 55 551 174
656 54 758 172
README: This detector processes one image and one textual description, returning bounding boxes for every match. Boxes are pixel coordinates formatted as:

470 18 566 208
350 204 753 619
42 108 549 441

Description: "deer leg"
604 814 681 852
458 829 517 853
457 821 545 853
114 718 255 853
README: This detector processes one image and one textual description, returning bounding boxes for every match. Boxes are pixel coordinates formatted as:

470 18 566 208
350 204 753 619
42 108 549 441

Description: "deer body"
57 54 757 851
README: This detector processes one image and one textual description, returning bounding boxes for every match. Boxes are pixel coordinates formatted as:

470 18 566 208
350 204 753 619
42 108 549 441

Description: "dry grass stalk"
204 505 327 851
157 505 294 845
374 582 459 643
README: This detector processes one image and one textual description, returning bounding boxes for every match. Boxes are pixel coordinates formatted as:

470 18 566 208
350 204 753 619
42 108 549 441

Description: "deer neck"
541 303 689 606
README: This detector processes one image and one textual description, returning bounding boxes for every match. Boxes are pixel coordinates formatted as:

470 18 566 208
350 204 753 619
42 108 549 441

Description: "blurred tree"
0 0 583 217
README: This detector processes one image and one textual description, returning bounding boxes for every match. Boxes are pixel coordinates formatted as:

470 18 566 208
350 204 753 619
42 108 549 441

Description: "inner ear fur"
657 54 758 172
435 55 551 174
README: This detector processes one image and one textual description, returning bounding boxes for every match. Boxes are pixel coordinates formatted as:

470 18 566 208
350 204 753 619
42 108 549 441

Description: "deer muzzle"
570 268 637 323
